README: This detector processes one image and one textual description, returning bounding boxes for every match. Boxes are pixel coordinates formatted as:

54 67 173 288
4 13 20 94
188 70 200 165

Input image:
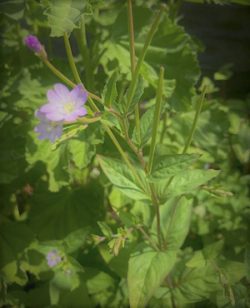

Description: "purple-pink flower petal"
34 110 63 142
70 85 88 103
46 249 62 268
39 83 88 123
24 35 43 53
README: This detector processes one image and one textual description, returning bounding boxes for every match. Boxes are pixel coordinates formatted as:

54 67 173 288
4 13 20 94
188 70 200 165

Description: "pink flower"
46 249 62 267
40 84 88 122
34 110 63 143
24 35 43 53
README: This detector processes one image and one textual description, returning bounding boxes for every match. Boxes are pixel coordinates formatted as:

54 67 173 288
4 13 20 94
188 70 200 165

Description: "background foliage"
0 0 249 307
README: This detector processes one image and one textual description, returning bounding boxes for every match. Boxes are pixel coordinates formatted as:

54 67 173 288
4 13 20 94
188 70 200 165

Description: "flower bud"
24 35 47 59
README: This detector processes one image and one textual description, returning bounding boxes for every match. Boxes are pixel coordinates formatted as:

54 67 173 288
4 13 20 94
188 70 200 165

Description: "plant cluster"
0 0 249 307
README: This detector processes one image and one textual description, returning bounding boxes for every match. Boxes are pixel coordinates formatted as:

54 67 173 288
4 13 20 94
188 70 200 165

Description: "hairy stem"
63 32 82 84
127 0 141 144
125 4 165 112
148 66 164 174
182 87 206 154
149 183 162 249
123 119 146 168
42 58 102 103
86 99 145 191
76 15 94 90
137 225 160 251
42 59 75 88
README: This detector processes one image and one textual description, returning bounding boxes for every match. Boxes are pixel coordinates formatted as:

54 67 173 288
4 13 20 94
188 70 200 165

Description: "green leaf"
128 246 176 308
103 70 118 108
68 139 95 169
154 169 220 201
126 76 144 113
29 186 104 240
43 0 86 37
58 277 92 307
98 156 149 201
219 261 246 283
153 196 193 249
0 0 25 20
52 269 80 291
150 154 199 179
63 228 90 254
186 241 224 268
97 221 113 239
86 270 115 307
0 120 26 184
49 283 60 306
101 8 200 111
133 107 154 146
245 244 250 282
0 222 34 268
109 187 131 209
168 265 220 304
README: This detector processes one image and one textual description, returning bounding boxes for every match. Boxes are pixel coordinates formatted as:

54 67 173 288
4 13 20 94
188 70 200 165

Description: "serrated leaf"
68 139 95 169
150 154 199 179
98 156 149 201
29 186 104 240
128 246 176 308
103 70 118 108
44 0 86 37
0 222 34 268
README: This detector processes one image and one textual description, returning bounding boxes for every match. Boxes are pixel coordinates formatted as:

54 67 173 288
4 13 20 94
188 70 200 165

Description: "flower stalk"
63 32 82 85
127 0 141 145
125 4 165 112
182 86 206 154
147 66 164 174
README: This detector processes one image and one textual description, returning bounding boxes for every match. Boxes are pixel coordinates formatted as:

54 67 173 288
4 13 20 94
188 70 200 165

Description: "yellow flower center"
63 102 74 114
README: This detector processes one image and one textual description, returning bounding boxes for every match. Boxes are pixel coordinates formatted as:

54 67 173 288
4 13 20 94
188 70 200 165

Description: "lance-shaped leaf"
154 169 220 201
128 245 176 308
132 106 154 146
151 196 193 250
126 76 144 113
149 154 199 180
103 70 119 108
98 156 150 201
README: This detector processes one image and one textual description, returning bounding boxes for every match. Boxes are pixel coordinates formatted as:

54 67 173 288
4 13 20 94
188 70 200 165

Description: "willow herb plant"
0 1 249 307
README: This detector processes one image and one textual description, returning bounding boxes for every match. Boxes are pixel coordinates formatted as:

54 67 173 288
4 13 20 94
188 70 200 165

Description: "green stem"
87 99 145 191
149 183 162 248
76 15 94 90
121 117 146 168
137 225 159 251
42 59 102 103
182 87 206 154
42 59 75 88
42 46 145 194
63 32 82 84
127 0 136 73
125 4 165 112
160 111 167 144
147 67 164 174
127 0 141 144
102 124 146 191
